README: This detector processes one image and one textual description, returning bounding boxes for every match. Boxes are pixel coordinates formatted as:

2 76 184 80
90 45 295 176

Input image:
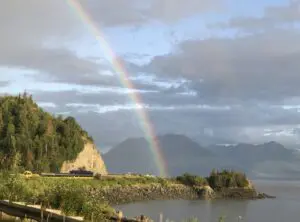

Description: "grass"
0 172 176 221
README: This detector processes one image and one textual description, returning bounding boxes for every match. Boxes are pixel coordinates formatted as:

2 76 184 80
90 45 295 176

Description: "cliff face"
60 142 108 175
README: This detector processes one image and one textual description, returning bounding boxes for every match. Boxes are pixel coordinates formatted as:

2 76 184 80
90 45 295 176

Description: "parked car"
21 171 40 178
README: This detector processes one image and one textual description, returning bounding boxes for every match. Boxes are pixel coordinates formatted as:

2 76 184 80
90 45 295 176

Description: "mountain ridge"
103 134 298 178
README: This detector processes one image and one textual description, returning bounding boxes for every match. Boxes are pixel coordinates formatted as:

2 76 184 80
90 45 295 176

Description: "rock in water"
60 141 107 174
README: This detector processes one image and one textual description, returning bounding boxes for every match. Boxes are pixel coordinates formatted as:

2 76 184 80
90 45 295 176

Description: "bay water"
115 180 300 222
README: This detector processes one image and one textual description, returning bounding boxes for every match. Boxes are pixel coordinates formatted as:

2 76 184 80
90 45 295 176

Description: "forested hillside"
0 93 92 172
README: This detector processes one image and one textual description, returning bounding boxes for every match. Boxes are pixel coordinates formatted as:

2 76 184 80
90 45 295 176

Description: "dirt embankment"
60 142 107 175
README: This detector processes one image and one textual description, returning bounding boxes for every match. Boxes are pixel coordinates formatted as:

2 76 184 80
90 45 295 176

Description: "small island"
0 95 274 221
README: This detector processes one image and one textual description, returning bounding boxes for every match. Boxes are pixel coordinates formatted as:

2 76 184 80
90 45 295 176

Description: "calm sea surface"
115 180 300 222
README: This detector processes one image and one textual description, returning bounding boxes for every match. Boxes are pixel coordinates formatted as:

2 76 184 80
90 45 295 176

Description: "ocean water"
115 180 300 222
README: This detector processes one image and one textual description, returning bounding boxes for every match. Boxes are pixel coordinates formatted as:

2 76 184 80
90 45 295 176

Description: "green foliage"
81 201 115 221
0 94 92 172
0 172 34 201
207 169 249 189
176 173 208 187
0 174 116 221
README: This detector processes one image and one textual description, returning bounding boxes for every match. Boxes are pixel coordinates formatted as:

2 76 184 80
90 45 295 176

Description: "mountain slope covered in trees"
0 94 93 172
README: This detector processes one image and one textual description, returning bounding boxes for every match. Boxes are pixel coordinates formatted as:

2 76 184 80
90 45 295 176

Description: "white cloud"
66 103 231 114
129 74 190 89
37 102 57 108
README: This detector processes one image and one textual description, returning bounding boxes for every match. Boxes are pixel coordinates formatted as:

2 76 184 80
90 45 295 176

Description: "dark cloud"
142 29 300 103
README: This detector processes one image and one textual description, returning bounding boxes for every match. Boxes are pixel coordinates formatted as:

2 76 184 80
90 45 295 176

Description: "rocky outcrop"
60 141 107 175
214 188 258 199
257 192 276 199
84 183 270 206
196 185 215 199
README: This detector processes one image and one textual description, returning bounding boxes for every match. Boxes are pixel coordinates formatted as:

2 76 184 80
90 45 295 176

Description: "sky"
1 0 300 151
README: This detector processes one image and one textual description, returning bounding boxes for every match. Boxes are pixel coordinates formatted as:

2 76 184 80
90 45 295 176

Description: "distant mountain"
103 134 217 176
209 141 294 167
104 134 299 179
208 141 298 178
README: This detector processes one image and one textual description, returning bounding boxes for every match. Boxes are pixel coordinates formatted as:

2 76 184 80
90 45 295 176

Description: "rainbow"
66 0 168 177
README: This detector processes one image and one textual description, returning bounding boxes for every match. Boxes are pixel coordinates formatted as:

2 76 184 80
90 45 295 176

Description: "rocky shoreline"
86 183 274 205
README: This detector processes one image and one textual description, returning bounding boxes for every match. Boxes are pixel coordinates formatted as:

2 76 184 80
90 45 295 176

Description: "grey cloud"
0 81 9 87
142 29 300 103
211 1 300 31
0 0 107 86
0 0 223 38
265 1 300 23
0 46 120 87
0 1 78 47
0 0 223 89
83 0 222 27
143 0 223 23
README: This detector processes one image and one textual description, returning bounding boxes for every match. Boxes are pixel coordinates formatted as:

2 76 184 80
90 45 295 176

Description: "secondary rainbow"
66 0 168 177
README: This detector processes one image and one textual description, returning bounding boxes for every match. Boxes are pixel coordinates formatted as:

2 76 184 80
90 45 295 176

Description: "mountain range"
103 134 300 179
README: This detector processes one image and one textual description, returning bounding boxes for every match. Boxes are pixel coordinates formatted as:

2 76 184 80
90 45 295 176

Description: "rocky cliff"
60 141 107 175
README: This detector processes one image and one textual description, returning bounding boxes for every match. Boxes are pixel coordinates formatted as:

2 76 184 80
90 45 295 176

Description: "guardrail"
0 200 83 221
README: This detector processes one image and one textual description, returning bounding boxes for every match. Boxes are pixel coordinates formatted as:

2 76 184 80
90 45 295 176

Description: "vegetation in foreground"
0 170 250 221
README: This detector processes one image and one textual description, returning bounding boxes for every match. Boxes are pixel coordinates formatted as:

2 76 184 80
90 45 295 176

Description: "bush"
207 169 249 189
94 173 102 180
0 173 35 201
43 181 115 221
81 201 115 221
176 173 208 187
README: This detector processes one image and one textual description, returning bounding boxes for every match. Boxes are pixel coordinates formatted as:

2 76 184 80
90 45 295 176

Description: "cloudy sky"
1 0 300 150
